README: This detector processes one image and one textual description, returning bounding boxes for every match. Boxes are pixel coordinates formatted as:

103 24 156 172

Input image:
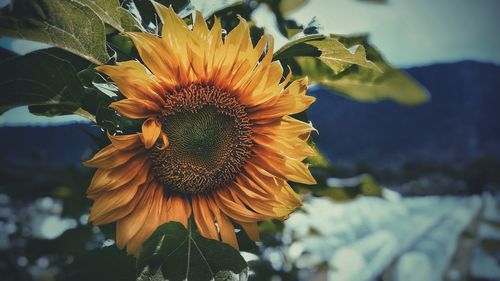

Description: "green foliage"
108 33 138 61
319 35 427 105
0 49 85 115
278 0 308 15
296 174 383 201
274 35 380 74
60 245 136 281
300 37 380 74
27 226 94 257
136 221 248 281
78 0 142 32
0 0 110 64
277 34 428 105
305 143 332 170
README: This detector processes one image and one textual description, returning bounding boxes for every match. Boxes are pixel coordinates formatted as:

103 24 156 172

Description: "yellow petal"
126 181 165 255
167 194 191 229
244 162 303 207
230 184 291 218
193 11 209 40
228 35 267 92
150 2 191 84
95 61 165 105
84 145 138 168
110 98 161 119
208 198 239 249
244 61 285 107
125 32 180 88
115 178 156 250
253 116 316 141
252 133 315 161
141 118 162 149
205 17 223 76
192 196 218 240
89 170 148 225
88 181 149 225
214 17 251 84
237 221 260 242
250 147 316 185
108 133 143 151
249 78 315 121
87 154 149 197
213 189 267 223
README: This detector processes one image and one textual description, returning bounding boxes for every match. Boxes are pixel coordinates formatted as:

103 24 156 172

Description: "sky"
289 0 500 67
1 0 499 126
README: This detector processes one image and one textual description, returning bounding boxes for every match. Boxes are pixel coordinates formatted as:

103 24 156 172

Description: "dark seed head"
150 83 253 194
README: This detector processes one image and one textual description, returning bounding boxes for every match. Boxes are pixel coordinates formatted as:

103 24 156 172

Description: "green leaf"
60 245 136 281
82 87 143 134
273 34 325 59
128 0 157 32
81 88 113 117
0 0 109 64
137 221 248 281
274 35 380 74
26 226 94 257
79 0 142 32
108 33 138 61
236 226 259 254
360 174 383 197
308 38 380 74
296 174 383 201
301 35 429 105
0 49 85 115
305 143 332 170
278 0 308 15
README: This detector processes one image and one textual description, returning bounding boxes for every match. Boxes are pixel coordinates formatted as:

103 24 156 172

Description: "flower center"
150 84 253 195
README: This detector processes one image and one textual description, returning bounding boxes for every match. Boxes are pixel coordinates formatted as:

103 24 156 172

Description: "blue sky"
1 0 499 126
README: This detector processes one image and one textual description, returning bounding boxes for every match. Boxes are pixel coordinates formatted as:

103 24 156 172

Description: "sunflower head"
149 83 253 195
85 1 317 255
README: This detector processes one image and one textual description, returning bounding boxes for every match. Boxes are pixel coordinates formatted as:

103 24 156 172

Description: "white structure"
280 191 497 281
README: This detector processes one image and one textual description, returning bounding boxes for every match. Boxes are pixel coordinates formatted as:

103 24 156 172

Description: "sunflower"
84 1 317 255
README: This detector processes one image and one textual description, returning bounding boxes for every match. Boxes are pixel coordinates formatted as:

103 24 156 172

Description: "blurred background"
1 0 500 280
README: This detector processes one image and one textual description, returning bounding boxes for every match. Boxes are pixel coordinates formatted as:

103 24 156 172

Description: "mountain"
0 61 499 169
307 61 500 168
0 124 99 167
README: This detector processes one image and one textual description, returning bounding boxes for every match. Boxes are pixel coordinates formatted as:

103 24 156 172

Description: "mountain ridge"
1 60 499 168
307 60 500 168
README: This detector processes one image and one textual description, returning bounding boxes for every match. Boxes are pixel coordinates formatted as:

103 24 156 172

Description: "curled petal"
141 118 162 149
